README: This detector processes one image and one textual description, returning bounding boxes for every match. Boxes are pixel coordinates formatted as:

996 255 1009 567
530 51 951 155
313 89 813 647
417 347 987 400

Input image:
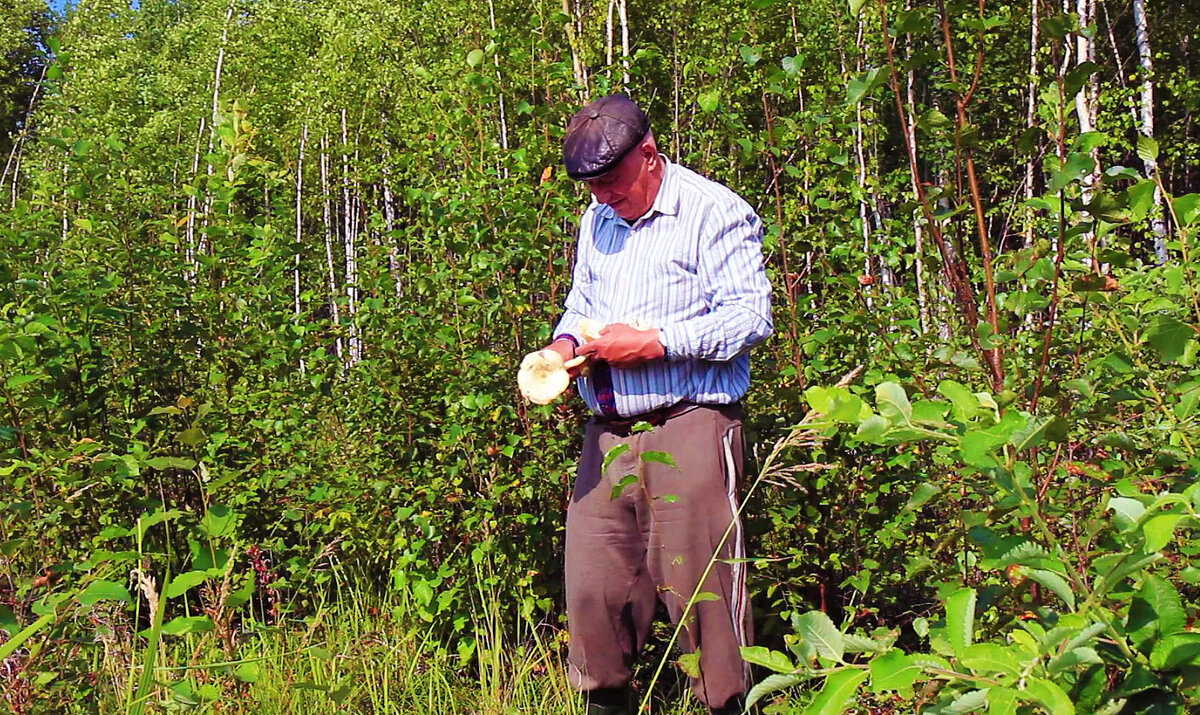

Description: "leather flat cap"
562 94 651 181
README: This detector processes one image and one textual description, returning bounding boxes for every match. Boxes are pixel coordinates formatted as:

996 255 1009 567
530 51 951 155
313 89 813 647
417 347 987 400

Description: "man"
542 94 773 715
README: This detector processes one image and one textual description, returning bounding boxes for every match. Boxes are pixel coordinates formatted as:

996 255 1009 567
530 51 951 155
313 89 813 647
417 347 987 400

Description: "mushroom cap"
517 349 571 405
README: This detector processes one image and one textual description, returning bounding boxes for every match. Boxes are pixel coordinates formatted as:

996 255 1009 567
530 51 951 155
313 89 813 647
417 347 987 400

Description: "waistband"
592 401 740 434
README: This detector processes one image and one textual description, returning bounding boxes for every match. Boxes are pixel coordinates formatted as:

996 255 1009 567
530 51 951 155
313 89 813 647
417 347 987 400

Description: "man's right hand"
545 338 586 377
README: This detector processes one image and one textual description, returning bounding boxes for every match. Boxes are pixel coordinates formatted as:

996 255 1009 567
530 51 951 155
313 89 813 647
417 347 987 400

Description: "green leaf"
903 482 940 512
160 615 215 636
781 55 803 76
233 661 261 683
1023 677 1074 715
795 610 844 662
802 668 868 715
745 673 806 709
945 588 976 659
678 652 701 677
5 374 44 390
1127 574 1185 651
164 571 209 599
739 45 762 67
935 689 991 715
1143 513 1182 553
960 430 1006 468
466 49 484 68
740 645 796 674
1023 569 1076 610
698 89 721 113
1174 193 1200 227
200 505 237 538
1127 179 1158 222
1136 136 1159 162
960 643 1021 677
1047 646 1101 674
987 687 1021 715
855 414 889 442
602 443 631 473
1144 316 1194 362
610 474 638 500
640 450 678 469
145 457 197 471
869 650 923 697
77 580 131 607
938 380 979 421
1107 497 1146 532
1149 632 1200 670
875 382 912 422
177 427 206 447
848 0 869 16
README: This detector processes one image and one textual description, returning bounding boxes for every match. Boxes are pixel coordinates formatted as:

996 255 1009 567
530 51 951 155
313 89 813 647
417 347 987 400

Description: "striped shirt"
553 157 773 417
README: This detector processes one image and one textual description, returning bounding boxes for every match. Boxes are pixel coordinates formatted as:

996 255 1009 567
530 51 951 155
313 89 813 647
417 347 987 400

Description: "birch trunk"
906 24 928 332
486 0 510 163
562 0 586 91
200 0 236 256
295 124 307 322
1074 0 1100 221
320 134 344 361
1023 0 1040 245
617 0 630 86
1132 0 1169 262
185 117 204 274
340 109 360 365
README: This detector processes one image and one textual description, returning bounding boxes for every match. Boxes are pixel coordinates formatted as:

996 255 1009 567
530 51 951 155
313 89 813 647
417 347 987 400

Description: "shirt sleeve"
659 206 773 362
552 211 594 344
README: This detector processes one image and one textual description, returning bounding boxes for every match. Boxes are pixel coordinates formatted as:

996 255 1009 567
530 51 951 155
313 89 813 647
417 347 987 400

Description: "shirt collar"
593 154 679 227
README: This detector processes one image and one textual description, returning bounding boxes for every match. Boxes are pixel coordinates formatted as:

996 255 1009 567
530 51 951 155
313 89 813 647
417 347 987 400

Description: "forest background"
2 0 1200 712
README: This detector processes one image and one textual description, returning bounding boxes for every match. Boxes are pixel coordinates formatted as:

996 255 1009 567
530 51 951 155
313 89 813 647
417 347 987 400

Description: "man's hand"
544 338 586 377
576 323 665 368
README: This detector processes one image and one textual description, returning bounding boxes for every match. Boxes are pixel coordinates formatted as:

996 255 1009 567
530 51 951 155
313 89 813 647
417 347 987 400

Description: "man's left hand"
576 323 665 368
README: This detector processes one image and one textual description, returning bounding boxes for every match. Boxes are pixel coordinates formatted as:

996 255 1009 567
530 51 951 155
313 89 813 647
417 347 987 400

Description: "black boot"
584 687 633 715
709 694 747 715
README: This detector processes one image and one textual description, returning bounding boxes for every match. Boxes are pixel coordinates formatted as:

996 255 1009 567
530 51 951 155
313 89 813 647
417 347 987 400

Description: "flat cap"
562 94 651 181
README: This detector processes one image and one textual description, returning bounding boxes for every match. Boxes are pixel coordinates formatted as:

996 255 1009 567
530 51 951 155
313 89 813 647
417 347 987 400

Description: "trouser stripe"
722 429 750 685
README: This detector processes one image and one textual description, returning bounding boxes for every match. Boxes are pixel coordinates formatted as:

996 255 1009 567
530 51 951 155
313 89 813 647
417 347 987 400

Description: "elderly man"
541 94 773 715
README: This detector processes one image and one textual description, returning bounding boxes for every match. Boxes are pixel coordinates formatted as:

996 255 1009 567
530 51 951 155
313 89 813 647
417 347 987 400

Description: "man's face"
584 142 659 221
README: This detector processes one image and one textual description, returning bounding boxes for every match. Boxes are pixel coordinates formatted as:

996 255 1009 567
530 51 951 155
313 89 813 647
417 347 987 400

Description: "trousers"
565 404 750 708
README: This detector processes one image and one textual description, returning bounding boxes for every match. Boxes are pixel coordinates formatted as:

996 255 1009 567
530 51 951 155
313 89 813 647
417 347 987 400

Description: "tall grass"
53 570 713 714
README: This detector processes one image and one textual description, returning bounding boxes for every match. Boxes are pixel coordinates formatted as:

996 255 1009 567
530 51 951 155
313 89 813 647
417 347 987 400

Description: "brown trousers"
565 404 750 709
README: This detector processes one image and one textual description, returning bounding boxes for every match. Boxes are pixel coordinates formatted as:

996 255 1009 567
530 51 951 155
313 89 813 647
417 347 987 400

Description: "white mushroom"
578 318 604 343
517 349 571 405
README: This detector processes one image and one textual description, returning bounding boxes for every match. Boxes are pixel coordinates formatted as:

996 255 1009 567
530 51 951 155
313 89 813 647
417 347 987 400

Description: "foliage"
0 0 1199 711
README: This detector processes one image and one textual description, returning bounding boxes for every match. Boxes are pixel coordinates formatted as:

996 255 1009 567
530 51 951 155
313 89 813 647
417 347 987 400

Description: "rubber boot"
583 687 633 715
709 693 747 715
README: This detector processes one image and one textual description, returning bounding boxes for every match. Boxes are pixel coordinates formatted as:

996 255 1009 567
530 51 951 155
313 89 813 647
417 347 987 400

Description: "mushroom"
517 318 654 404
518 349 575 405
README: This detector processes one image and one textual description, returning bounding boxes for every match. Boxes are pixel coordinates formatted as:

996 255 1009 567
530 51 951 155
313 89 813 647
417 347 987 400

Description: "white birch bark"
1023 0 1040 245
295 125 307 320
617 0 630 86
605 0 615 69
1133 0 1168 262
906 19 928 332
320 133 344 361
1074 0 1100 197
486 0 509 159
340 109 360 365
199 0 236 257
185 118 205 274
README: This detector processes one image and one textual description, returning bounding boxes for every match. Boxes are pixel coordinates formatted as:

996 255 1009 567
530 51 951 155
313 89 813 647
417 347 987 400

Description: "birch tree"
1132 0 1168 263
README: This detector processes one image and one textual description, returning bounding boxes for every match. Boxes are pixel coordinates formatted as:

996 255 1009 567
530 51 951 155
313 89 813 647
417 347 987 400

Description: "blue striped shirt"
553 157 773 417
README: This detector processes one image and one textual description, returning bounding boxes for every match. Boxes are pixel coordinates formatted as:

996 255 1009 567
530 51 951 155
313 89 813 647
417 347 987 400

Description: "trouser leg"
566 420 657 693
565 407 751 709
642 406 750 710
